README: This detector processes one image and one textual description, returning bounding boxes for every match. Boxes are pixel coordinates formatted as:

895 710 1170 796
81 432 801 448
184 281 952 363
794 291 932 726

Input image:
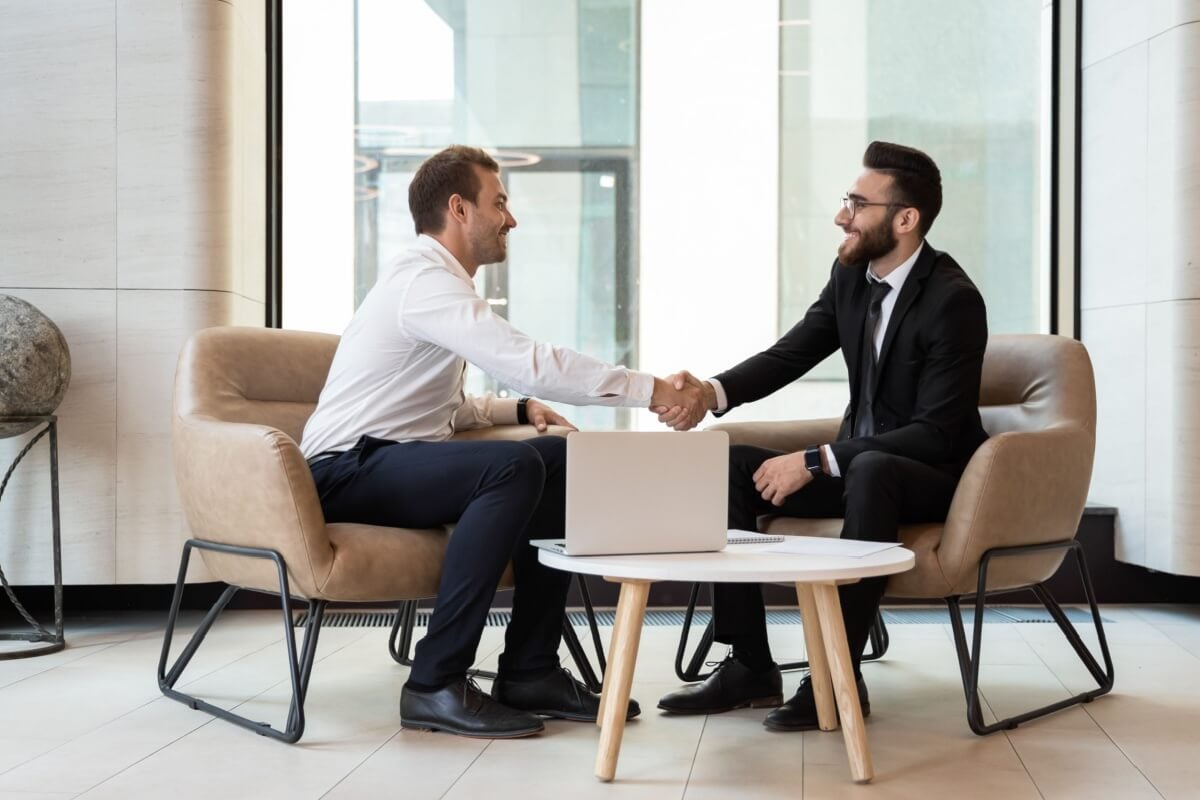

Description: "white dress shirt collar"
867 239 924 292
416 233 473 283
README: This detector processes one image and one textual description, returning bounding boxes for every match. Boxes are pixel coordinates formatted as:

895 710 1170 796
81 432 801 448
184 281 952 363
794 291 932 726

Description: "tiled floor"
0 604 1194 799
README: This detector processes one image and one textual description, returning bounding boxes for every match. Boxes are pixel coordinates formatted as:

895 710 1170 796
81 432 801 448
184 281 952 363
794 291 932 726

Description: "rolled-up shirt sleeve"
402 267 654 407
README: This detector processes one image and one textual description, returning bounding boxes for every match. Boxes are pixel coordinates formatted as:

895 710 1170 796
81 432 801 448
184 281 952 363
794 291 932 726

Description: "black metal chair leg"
388 600 417 666
674 581 890 682
387 574 609 690
946 539 1115 736
158 539 325 743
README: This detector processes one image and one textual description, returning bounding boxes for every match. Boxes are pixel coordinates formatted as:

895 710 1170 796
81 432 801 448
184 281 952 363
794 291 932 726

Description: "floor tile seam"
72 715 220 798
317 728 402 800
1080 704 1167 799
1124 611 1200 662
998 724 1047 800
1010 625 1164 796
212 628 375 718
679 713 708 800
173 624 371 692
0 691 199 783
0 640 125 693
438 739 493 800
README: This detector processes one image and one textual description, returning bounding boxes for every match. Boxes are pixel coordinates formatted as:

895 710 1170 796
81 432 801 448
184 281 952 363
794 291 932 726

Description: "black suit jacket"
714 243 989 476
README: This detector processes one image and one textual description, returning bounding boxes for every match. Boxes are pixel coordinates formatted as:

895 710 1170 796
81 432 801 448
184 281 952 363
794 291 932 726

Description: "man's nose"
506 211 518 229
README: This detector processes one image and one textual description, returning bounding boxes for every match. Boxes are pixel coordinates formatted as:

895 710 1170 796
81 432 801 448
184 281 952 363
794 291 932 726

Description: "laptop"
532 430 729 556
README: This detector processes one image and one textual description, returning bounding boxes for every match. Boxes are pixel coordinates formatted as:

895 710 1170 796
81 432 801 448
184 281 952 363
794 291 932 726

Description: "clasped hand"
649 370 712 431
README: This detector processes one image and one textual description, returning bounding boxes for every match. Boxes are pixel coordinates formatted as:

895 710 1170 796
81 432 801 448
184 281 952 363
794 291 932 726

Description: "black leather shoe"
763 675 870 732
400 678 544 739
493 667 640 722
657 655 783 715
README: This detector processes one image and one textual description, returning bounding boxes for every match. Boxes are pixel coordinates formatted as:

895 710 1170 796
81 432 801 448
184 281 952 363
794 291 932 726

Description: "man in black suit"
655 141 988 730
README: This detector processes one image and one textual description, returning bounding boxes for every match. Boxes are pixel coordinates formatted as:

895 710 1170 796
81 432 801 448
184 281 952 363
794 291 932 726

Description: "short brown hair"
408 145 500 235
863 141 942 237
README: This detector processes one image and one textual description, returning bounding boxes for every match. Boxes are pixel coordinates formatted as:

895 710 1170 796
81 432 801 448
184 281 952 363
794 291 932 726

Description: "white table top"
534 540 915 584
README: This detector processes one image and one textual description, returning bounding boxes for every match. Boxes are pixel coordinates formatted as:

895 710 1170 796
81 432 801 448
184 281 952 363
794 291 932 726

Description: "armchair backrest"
172 327 340 595
978 334 1097 439
937 334 1097 594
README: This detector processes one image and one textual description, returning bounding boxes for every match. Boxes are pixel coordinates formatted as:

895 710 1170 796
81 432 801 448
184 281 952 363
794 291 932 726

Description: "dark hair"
863 141 942 236
408 145 500 235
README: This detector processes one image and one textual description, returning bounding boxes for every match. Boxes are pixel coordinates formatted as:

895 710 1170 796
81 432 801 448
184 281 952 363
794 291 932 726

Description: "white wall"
1081 1 1200 575
0 0 265 584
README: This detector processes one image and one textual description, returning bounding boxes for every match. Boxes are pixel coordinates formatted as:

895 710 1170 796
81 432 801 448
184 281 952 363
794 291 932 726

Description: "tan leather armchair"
696 334 1113 734
159 326 584 742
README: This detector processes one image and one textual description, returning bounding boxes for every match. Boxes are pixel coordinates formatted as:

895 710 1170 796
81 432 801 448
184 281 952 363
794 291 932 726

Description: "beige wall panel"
1083 305 1147 565
1080 44 1148 311
1147 22 1200 304
116 0 186 289
0 289 117 585
231 0 267 304
0 0 115 289
1144 300 1200 574
181 0 235 293
114 290 253 583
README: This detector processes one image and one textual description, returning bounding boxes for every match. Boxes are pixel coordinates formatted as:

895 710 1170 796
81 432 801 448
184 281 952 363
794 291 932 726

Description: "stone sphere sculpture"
0 295 72 438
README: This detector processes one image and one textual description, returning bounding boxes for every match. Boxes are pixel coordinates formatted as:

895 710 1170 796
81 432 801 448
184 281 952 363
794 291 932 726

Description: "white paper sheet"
759 536 902 558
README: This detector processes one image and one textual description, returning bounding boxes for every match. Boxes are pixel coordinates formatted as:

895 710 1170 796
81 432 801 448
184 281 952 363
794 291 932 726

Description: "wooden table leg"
595 578 651 782
795 583 837 731
812 582 874 784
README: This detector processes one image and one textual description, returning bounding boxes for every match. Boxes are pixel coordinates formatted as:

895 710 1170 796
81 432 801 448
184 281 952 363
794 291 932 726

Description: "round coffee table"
536 541 915 784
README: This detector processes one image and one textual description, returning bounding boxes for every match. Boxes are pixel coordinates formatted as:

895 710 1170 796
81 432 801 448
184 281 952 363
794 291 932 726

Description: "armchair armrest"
450 424 575 442
936 425 1094 594
707 418 841 453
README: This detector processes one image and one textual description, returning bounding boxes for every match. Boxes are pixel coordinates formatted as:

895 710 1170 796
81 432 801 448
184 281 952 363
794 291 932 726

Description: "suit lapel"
874 243 936 394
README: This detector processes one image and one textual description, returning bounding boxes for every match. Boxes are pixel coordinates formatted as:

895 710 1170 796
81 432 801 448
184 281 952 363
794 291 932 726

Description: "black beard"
837 217 898 264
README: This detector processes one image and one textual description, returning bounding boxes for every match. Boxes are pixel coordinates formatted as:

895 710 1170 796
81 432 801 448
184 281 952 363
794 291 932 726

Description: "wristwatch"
803 446 824 476
516 397 530 425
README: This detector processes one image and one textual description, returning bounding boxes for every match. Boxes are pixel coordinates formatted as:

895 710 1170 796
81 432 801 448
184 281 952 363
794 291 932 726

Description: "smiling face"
464 165 517 267
834 169 902 265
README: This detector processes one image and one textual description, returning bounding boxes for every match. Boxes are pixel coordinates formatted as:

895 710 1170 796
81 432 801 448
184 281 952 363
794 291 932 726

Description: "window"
281 1 1061 426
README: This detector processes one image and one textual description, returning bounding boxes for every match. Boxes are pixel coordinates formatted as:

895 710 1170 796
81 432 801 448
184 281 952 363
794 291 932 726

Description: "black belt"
305 450 344 467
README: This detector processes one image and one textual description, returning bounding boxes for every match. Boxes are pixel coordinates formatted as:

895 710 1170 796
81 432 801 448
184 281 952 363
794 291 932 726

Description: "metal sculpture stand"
0 415 64 659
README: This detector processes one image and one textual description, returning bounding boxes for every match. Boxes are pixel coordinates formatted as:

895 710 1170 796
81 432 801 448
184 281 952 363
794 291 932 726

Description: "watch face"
805 448 822 473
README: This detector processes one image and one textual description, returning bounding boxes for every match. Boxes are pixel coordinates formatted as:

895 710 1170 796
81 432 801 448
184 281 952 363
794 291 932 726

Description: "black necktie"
853 279 893 439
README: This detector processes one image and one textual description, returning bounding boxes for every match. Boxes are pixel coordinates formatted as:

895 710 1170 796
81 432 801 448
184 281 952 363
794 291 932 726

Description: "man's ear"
894 207 920 236
447 193 469 225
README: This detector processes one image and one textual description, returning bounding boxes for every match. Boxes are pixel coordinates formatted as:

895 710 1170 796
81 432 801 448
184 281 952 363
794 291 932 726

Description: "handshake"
649 371 716 432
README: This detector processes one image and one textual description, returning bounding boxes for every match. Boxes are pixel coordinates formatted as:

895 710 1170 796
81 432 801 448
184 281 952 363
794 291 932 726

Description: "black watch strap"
803 446 824 475
516 397 530 425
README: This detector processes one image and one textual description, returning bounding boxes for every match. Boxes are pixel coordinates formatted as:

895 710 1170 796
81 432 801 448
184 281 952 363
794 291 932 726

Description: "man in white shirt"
655 142 989 732
300 145 701 739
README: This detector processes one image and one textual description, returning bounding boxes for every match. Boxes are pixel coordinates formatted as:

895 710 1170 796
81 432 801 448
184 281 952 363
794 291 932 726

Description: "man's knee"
843 450 901 492
729 444 768 484
525 434 567 470
490 441 547 489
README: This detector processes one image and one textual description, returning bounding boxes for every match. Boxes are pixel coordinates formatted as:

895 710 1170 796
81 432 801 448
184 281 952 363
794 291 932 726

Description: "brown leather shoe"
657 655 783 715
763 675 870 732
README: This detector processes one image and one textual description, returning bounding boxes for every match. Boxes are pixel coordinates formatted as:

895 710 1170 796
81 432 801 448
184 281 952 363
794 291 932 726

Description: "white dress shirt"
708 242 925 477
300 235 655 457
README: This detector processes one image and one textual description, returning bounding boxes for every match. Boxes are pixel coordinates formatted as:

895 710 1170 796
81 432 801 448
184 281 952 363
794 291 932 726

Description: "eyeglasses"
841 195 900 220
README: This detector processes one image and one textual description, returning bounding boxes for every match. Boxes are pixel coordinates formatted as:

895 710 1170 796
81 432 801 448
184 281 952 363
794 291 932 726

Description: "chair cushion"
760 517 954 597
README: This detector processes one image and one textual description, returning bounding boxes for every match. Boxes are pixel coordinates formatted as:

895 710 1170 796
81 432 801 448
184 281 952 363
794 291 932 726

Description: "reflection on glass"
353 0 637 429
779 0 1048 380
